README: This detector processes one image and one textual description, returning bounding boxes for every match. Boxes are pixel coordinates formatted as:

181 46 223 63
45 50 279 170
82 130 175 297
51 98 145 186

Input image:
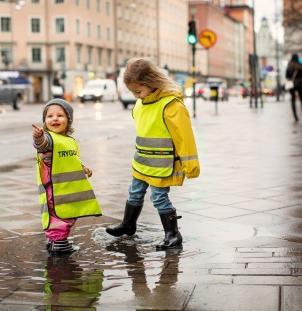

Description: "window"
106 27 110 41
31 0 40 3
31 18 40 33
105 1 110 15
55 18 65 33
97 25 101 39
87 22 91 37
55 47 65 63
87 46 92 65
75 0 80 5
55 0 64 3
32 48 41 63
1 48 12 66
76 45 81 64
86 0 90 9
107 50 112 66
1 17 11 32
76 19 80 34
96 0 100 11
97 48 102 66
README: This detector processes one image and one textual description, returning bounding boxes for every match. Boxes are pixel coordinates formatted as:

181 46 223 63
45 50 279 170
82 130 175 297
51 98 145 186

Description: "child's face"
44 105 68 135
127 83 154 99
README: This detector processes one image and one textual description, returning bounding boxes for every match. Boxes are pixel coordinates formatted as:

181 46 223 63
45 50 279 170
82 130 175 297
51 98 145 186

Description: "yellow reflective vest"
132 95 176 178
132 90 200 187
37 131 102 230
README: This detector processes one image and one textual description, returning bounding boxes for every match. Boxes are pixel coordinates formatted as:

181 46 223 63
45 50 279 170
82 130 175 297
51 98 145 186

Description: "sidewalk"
0 98 302 310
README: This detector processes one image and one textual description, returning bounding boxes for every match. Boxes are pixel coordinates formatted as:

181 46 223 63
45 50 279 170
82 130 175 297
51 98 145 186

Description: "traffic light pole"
192 44 196 118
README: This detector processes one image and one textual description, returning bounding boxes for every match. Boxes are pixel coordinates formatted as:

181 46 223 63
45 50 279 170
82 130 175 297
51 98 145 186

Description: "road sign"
198 29 217 49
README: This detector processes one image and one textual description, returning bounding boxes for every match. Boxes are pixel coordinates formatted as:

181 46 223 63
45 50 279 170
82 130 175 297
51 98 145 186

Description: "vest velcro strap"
136 136 173 148
179 155 199 161
52 170 86 183
136 147 174 156
134 153 173 168
54 190 96 205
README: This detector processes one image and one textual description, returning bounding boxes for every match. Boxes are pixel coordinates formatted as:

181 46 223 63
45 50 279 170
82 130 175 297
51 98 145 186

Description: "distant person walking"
32 99 102 256
105 58 200 250
285 54 302 121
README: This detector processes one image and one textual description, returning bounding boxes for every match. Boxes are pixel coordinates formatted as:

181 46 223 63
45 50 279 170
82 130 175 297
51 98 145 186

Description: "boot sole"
106 228 136 237
156 241 182 251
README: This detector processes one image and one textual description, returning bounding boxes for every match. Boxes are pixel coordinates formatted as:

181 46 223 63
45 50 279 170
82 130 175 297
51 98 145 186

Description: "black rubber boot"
106 202 143 237
156 211 183 250
46 239 78 256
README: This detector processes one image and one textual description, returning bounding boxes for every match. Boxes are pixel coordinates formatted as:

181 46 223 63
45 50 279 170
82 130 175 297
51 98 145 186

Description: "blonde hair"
124 58 181 94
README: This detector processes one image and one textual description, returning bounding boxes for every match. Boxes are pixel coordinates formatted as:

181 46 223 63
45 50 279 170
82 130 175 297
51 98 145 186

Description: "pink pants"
44 184 76 242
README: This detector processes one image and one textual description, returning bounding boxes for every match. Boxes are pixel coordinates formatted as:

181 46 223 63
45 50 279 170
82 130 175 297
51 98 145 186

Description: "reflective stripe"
179 155 199 161
40 203 48 214
38 170 86 194
52 170 86 183
54 190 96 205
134 153 173 168
136 136 173 148
136 147 174 156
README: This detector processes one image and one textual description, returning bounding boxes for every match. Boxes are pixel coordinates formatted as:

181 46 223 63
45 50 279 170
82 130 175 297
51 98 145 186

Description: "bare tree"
283 0 302 51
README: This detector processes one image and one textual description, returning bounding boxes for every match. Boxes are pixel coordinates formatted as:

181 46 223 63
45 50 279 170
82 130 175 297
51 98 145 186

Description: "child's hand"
32 124 44 138
83 166 93 178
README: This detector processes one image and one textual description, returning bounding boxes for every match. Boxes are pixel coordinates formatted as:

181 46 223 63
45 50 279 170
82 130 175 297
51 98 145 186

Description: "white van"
117 68 136 109
78 79 118 103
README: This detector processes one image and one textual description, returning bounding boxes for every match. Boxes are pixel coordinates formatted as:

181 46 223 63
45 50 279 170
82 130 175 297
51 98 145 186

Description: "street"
1 96 302 310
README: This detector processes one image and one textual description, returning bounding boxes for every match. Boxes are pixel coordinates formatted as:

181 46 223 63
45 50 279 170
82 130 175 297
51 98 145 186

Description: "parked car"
78 79 118 103
117 67 136 109
228 83 249 98
51 85 64 99
0 76 28 110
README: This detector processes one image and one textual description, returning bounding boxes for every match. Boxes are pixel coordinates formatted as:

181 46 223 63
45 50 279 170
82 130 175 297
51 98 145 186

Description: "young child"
106 58 200 250
33 98 102 256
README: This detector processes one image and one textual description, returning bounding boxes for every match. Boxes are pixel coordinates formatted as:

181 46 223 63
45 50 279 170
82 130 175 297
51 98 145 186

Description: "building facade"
189 1 246 83
114 0 158 68
0 0 115 102
114 0 189 84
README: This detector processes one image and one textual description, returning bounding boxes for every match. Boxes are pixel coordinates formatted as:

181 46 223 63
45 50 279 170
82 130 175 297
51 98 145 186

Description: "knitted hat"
42 98 73 123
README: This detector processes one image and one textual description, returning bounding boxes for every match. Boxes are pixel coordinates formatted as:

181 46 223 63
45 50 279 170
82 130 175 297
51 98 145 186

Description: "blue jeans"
127 177 175 215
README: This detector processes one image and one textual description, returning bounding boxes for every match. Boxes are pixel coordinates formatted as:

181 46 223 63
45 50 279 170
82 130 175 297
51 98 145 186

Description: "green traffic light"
187 34 197 45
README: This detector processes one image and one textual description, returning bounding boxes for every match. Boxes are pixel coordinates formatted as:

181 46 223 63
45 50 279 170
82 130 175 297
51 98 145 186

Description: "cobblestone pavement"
1 97 302 310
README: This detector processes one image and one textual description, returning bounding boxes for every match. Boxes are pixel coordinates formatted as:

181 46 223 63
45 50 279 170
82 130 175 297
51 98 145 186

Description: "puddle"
0 223 198 309
1 221 302 309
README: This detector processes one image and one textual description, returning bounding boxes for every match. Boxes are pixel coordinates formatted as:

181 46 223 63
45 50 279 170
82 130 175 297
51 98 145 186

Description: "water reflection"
44 255 103 309
105 240 181 302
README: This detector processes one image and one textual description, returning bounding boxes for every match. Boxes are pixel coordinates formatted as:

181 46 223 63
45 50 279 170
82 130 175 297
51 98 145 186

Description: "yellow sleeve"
164 99 200 179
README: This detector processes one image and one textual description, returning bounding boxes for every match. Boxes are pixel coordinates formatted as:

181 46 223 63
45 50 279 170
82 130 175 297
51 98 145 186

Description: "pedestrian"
32 98 102 256
106 58 200 250
285 54 302 121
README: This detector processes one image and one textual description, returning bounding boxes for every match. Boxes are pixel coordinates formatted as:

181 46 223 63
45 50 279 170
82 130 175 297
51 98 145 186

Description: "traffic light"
187 20 197 45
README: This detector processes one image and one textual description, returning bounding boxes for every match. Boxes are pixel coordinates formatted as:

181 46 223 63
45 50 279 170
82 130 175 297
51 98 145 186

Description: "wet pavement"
1 97 302 310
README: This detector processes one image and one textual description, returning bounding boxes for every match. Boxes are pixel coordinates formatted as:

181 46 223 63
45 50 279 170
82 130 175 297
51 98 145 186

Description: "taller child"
106 58 200 250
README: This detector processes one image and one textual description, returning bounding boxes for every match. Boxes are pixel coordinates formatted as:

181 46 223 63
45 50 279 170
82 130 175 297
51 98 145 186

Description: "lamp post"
274 0 281 102
251 0 263 108
188 9 197 118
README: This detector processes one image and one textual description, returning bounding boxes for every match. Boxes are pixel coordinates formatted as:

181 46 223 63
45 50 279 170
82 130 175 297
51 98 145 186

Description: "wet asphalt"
1 95 302 310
